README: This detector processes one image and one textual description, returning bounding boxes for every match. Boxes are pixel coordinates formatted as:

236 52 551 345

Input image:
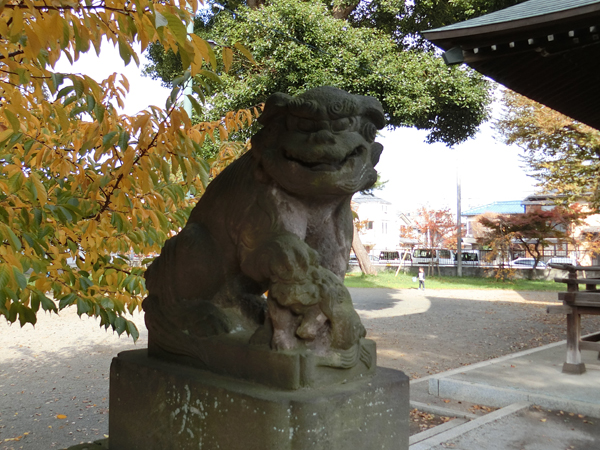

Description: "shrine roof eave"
423 0 600 131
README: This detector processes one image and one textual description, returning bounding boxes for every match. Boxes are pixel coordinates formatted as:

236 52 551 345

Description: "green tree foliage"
495 90 600 208
144 0 501 146
0 0 258 335
399 0 525 47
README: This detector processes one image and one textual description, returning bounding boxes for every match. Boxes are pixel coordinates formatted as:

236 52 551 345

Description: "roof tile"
428 0 600 33
462 200 525 216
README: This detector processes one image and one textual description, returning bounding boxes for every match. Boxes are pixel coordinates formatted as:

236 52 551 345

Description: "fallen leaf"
56 414 67 420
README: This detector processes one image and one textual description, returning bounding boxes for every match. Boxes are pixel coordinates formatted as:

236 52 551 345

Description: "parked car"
379 251 400 262
455 250 480 266
547 257 577 266
348 253 379 266
398 252 412 264
379 251 411 265
412 248 454 265
507 257 547 269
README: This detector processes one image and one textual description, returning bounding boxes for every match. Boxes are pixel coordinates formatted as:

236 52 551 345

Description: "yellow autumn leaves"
0 0 258 336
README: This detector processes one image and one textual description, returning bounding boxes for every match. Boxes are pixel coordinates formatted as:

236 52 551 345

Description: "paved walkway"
409 340 600 449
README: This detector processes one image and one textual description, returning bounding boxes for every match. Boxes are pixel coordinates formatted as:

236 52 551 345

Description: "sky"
55 43 172 115
375 119 538 214
55 43 538 215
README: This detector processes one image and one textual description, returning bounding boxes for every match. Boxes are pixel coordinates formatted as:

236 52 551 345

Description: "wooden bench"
547 263 600 374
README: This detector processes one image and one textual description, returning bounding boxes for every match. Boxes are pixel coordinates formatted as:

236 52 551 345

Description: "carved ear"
370 142 383 167
360 96 386 130
258 92 293 126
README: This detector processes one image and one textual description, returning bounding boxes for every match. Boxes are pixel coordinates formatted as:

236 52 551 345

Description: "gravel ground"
353 287 600 379
1 287 599 449
0 310 147 450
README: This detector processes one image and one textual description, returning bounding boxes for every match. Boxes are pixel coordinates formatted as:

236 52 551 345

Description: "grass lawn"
344 271 564 291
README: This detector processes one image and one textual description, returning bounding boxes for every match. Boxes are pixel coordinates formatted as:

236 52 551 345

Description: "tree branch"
0 49 24 60
332 1 360 19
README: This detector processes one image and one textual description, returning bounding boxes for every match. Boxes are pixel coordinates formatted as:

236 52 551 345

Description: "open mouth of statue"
286 145 365 172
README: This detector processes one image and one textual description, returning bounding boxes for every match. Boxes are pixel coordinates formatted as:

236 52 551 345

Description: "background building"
352 194 403 258
461 200 525 249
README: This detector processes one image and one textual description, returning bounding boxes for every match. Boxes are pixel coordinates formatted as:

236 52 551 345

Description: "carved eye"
331 118 350 132
297 118 317 132
362 122 378 142
328 101 344 116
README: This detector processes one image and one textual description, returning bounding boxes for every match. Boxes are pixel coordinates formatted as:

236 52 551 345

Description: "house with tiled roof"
463 200 525 217
463 195 600 263
462 200 525 248
521 193 600 264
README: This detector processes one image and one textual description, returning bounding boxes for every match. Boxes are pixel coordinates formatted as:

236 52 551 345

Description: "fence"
357 248 599 268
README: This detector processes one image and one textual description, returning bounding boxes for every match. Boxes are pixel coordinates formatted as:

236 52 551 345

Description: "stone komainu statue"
143 86 385 377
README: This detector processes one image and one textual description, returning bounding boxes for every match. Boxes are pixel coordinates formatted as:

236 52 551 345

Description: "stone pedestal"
109 349 409 450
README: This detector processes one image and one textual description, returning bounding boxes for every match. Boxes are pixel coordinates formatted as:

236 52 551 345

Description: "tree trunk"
352 223 377 275
332 2 360 19
247 0 266 9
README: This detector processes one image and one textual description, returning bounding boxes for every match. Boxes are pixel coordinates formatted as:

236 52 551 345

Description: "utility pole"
456 160 463 277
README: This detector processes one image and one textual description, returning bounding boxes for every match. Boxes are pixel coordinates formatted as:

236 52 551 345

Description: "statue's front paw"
296 305 328 341
272 328 298 351
266 237 320 283
267 298 301 351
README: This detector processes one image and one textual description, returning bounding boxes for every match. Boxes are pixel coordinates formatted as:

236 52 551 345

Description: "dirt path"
354 288 600 379
1 288 599 449
0 310 147 449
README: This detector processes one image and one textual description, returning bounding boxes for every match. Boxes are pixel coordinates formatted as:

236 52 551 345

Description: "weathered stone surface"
143 87 386 379
149 335 377 390
109 350 409 450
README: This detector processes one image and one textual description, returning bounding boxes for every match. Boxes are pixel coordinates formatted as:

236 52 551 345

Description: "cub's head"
251 87 385 197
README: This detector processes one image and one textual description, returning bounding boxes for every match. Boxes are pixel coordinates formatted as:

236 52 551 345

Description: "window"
380 251 400 260
382 222 388 234
413 249 433 258
439 250 452 259
366 221 374 230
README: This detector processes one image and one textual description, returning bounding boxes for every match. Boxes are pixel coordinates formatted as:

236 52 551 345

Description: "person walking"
418 267 425 291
